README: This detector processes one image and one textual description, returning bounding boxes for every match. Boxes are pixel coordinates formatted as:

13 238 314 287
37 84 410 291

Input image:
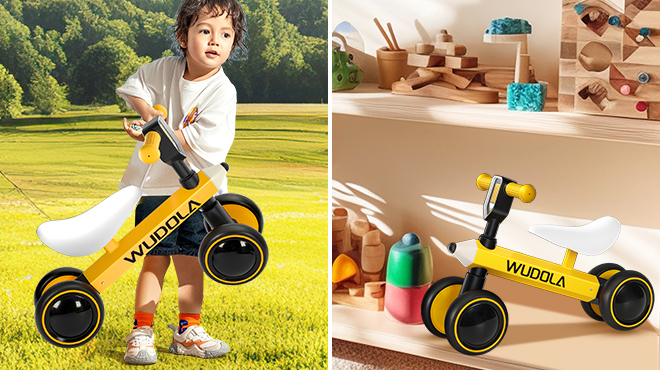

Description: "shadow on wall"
332 179 393 237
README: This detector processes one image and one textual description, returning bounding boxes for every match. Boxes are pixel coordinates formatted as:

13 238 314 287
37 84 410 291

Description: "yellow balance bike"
33 116 268 348
421 174 654 355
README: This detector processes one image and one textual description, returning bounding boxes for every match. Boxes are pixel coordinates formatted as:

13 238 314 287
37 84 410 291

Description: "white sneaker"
124 326 157 365
167 324 230 358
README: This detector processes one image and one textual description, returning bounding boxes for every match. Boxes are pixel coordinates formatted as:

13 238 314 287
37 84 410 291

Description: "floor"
332 339 477 370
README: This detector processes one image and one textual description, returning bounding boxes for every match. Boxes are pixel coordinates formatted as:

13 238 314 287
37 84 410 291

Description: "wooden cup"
376 47 409 89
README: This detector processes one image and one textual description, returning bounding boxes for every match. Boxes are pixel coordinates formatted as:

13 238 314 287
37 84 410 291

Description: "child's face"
179 7 235 76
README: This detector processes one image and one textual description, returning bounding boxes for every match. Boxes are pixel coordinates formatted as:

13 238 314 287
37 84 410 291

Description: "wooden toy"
559 0 660 120
332 207 349 260
392 68 501 104
34 113 268 348
384 233 433 324
484 18 547 111
332 281 386 311
361 229 386 282
421 174 654 356
393 28 520 103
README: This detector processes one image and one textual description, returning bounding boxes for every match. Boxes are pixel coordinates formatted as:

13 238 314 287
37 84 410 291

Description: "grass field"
0 104 328 369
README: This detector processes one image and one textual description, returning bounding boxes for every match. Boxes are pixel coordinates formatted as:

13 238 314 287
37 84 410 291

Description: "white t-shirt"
116 56 236 195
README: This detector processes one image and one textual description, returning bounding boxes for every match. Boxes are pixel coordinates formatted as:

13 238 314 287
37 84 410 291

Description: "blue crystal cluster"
507 82 547 112
485 18 532 35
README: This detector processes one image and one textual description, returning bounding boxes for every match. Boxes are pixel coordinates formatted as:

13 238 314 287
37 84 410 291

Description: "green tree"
0 64 23 119
29 71 68 114
278 0 327 39
69 36 150 105
0 0 21 21
0 4 62 104
32 26 68 82
226 0 327 103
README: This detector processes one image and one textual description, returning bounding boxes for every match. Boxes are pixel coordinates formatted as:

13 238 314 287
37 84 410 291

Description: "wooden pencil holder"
376 47 408 89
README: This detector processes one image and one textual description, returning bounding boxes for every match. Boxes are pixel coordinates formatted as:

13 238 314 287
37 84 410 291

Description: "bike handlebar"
476 173 536 203
139 131 161 164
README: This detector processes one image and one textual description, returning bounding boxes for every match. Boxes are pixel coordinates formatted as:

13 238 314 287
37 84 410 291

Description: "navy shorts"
135 196 206 257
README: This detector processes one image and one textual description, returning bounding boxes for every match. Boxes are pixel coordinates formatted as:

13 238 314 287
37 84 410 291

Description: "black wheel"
204 193 264 233
581 263 624 321
34 267 83 306
599 270 654 331
35 280 104 348
445 290 508 356
421 277 464 338
199 223 268 285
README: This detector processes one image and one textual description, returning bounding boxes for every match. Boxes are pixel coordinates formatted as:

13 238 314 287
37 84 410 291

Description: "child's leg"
172 255 204 314
135 255 171 314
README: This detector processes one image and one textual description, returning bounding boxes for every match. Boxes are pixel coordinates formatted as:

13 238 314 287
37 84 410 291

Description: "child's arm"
127 95 164 122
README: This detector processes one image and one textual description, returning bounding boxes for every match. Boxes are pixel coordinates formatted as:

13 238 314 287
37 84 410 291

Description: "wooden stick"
373 18 395 50
387 23 401 50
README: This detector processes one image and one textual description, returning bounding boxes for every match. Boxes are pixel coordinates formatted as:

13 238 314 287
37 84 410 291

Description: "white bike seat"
528 216 620 256
37 186 143 256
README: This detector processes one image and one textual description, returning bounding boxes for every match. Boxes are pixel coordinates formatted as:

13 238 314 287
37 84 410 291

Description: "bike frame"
453 239 601 302
77 169 222 293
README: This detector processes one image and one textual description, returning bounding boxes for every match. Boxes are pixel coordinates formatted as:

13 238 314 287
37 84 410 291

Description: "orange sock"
133 312 154 329
178 313 201 334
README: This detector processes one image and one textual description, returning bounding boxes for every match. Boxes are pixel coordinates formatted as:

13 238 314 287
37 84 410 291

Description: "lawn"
0 104 328 369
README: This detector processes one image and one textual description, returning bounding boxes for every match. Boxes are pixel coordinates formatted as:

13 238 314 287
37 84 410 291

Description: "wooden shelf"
333 303 659 370
332 83 660 146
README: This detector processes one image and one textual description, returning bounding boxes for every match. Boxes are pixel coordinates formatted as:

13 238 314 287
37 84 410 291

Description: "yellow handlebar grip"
153 104 168 120
476 174 492 191
506 183 536 203
139 131 161 164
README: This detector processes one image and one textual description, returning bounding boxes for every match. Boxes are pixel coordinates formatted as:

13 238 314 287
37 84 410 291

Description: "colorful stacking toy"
385 233 433 324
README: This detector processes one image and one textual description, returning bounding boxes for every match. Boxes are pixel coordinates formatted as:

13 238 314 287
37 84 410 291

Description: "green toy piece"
385 233 433 288
332 47 362 91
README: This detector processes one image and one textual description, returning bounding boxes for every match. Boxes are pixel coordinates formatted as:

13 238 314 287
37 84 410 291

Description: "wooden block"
559 76 576 95
444 56 478 69
362 229 381 246
407 53 444 68
361 243 386 273
364 281 386 299
562 26 578 42
343 283 364 296
392 82 499 103
558 93 575 111
561 42 577 59
361 272 383 283
648 102 660 120
332 208 348 229
440 71 474 89
446 44 467 56
332 291 384 311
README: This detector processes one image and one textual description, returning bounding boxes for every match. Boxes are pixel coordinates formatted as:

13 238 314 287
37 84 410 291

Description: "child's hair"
172 0 248 61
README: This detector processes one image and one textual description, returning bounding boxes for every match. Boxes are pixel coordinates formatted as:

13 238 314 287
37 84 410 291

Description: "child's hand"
123 118 145 141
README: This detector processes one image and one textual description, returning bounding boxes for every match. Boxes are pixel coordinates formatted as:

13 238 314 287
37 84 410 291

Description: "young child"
115 0 246 365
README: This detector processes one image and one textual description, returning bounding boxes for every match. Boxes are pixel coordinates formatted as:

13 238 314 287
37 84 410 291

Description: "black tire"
34 267 83 306
421 277 464 338
581 263 624 321
599 270 654 331
199 223 268 285
35 280 104 348
204 193 264 233
445 290 508 356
